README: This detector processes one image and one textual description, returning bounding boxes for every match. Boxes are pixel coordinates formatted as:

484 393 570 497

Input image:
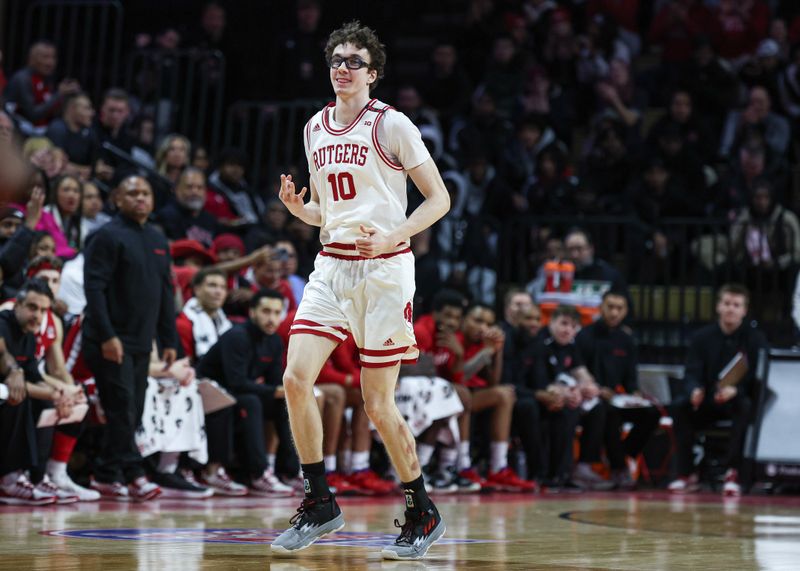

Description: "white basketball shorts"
289 249 419 368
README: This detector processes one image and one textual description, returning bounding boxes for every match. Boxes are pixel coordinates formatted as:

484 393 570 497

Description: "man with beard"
158 167 219 248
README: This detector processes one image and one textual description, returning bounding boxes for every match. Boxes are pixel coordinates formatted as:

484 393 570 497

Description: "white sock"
490 441 509 473
458 441 471 471
266 454 276 471
157 452 180 474
439 447 458 471
339 449 352 474
46 460 67 479
352 451 369 472
324 455 337 473
1 470 21 487
417 443 435 469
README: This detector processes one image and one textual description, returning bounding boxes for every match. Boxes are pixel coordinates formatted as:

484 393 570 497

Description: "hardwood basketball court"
2 491 797 570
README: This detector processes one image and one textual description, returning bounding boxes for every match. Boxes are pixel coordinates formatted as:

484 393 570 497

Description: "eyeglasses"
328 55 370 70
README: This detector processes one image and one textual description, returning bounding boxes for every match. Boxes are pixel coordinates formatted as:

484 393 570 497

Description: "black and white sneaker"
152 471 213 499
381 504 446 560
271 495 345 554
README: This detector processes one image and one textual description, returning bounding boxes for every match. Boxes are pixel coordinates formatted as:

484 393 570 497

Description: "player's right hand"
279 174 307 216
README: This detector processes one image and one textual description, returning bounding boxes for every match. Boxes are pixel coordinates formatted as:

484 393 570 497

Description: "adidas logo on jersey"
383 338 395 347
312 124 321 132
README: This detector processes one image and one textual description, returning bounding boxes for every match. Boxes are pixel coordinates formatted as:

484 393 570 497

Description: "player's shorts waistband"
320 241 411 261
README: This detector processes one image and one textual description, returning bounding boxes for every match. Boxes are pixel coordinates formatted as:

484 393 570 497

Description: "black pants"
0 398 36 477
235 392 297 478
579 400 660 469
670 396 753 476
510 389 541 479
84 342 150 483
205 406 235 466
538 404 580 481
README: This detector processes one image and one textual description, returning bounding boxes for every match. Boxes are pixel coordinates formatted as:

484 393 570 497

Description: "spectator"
481 35 526 120
157 167 219 248
730 179 800 270
4 41 80 127
23 137 67 180
576 290 660 490
44 174 83 252
250 253 297 313
0 188 44 291
422 42 473 134
155 133 190 185
739 39 783 105
270 0 329 100
191 144 211 172
93 88 134 185
275 240 306 304
196 289 295 496
715 138 786 218
594 58 647 131
709 0 770 62
719 85 791 158
450 92 512 166
500 115 559 192
649 0 713 67
82 175 177 501
206 148 265 227
668 284 769 496
80 180 111 241
647 90 714 174
684 37 740 136
44 92 97 180
395 85 443 142
580 120 637 214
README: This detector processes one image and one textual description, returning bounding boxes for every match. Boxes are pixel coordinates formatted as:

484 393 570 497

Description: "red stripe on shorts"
292 319 349 335
288 328 344 344
359 346 411 357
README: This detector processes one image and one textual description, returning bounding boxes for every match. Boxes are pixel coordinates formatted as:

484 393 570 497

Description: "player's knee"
325 384 346 407
500 385 516 406
363 397 392 428
283 370 312 400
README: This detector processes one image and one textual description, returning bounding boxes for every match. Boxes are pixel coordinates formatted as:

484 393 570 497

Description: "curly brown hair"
324 20 386 92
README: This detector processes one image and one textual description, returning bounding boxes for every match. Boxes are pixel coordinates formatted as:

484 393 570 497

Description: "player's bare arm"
355 158 449 258
279 173 322 227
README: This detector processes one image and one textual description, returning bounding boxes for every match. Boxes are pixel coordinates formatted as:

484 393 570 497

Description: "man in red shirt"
251 253 297 312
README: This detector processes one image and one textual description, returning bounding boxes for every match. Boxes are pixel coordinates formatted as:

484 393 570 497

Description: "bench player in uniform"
270 21 450 560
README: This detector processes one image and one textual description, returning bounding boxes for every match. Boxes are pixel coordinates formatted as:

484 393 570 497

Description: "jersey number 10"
327 172 357 202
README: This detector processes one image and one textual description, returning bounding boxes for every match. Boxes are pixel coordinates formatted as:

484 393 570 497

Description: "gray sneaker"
271 495 345 554
572 462 615 491
381 505 446 560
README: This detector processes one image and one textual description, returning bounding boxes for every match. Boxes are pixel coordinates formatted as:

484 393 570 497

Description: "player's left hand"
355 224 394 258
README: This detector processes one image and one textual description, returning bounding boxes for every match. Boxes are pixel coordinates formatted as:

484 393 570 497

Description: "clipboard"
718 352 748 388
197 379 236 414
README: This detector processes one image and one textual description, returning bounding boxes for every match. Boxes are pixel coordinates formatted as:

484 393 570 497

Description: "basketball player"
270 21 450 560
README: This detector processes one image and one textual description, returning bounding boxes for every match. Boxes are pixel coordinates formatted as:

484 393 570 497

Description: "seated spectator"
450 92 512 166
739 39 783 104
275 240 306 304
157 167 219 248
525 145 580 218
594 58 647 131
0 279 81 505
23 137 67 180
196 289 295 496
576 290 660 490
211 233 255 317
0 190 44 291
730 178 800 271
155 133 190 186
12 170 75 259
647 88 715 170
44 174 83 251
44 92 97 179
580 119 637 214
719 86 791 159
481 35 526 120
80 180 111 241
421 42 472 134
4 41 80 128
206 148 265 228
668 284 769 496
649 0 713 69
395 84 443 141
500 115 559 193
92 88 134 185
527 305 596 490
176 268 232 362
709 0 770 62
170 239 216 304
684 37 740 136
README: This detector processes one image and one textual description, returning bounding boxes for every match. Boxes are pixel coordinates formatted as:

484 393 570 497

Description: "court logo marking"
42 528 507 547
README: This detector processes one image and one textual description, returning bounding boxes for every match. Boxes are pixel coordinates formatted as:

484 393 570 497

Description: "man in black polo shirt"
45 92 98 178
667 284 768 497
528 305 599 491
197 289 294 497
0 279 76 505
83 175 178 501
576 291 659 490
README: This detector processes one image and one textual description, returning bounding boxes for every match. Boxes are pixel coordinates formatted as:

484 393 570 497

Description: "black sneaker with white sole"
271 494 345 554
381 504 446 560
152 471 213 499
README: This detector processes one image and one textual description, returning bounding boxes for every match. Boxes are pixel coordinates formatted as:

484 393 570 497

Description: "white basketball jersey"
304 98 428 254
